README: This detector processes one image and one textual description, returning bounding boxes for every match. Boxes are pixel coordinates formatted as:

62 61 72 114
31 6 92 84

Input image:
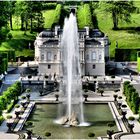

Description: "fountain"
56 13 86 127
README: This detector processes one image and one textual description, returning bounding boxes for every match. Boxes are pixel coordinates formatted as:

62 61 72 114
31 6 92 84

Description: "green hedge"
123 81 140 114
115 49 140 61
0 50 15 61
1 58 8 73
0 82 21 115
84 4 93 28
0 52 8 74
77 4 93 28
0 116 4 126
137 52 140 72
7 99 18 113
52 4 62 28
42 3 57 10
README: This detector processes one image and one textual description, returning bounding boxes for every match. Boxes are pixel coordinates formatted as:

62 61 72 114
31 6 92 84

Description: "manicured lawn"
0 30 37 57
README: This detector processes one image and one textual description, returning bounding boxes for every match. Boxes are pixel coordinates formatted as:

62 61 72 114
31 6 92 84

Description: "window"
93 64 96 69
86 54 89 60
41 54 44 61
47 52 52 61
54 55 57 60
99 54 102 60
48 64 51 69
92 52 96 60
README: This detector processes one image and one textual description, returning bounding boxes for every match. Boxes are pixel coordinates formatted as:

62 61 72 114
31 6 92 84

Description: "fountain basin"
23 103 118 139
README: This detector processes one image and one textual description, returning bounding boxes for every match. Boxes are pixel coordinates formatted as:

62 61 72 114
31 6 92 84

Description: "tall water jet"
58 13 85 126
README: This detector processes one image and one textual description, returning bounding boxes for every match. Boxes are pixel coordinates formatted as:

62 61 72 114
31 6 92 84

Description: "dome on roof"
38 31 54 38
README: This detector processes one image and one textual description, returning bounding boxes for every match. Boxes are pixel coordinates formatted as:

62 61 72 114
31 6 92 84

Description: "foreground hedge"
0 116 4 126
115 48 140 61
0 82 21 115
0 50 15 61
123 81 140 114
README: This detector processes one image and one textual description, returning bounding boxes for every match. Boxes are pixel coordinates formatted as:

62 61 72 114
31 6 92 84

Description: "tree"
15 1 44 32
102 1 136 29
14 1 28 31
0 1 10 40
7 1 16 30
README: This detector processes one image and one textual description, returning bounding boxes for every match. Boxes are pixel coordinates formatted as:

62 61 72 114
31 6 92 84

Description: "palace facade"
34 26 110 76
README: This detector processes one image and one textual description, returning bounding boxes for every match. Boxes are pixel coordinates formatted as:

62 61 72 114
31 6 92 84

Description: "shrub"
0 82 21 114
45 132 51 137
111 75 115 78
107 122 115 128
123 82 140 114
28 75 32 79
121 104 127 108
7 100 18 113
118 96 122 99
7 33 13 40
93 76 97 78
88 132 95 137
25 121 33 127
26 88 31 93
21 96 26 100
6 115 12 120
128 116 135 121
15 104 20 108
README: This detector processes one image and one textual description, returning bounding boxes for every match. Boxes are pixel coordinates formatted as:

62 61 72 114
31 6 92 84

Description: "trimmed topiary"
118 96 122 99
6 115 12 120
88 132 95 137
25 121 33 127
107 122 115 128
45 132 51 137
128 116 135 121
121 104 127 108
111 75 115 78
26 88 31 93
15 104 20 108
21 96 26 100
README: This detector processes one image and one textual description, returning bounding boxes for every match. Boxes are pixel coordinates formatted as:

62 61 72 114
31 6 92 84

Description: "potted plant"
98 89 104 96
45 132 51 137
55 94 59 101
6 115 13 131
107 122 115 139
14 104 20 118
113 94 118 101
128 116 135 124
83 94 88 102
88 132 95 138
39 90 43 96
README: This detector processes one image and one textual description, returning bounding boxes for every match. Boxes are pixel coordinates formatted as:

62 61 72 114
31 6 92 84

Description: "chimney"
84 26 89 37
55 26 60 37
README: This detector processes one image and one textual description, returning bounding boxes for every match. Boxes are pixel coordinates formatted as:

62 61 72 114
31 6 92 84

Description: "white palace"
34 26 110 76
